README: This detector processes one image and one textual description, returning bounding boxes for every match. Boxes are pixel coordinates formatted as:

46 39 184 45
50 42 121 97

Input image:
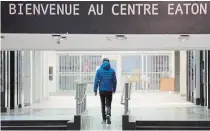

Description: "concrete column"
33 51 42 103
40 51 44 101
1 52 6 112
174 51 180 92
37 51 44 102
180 51 187 96
42 51 49 100
170 51 175 78
29 51 33 105
195 51 200 105
48 51 57 93
116 54 122 93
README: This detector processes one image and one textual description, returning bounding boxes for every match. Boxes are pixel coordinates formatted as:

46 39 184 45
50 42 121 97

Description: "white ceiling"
1 34 210 51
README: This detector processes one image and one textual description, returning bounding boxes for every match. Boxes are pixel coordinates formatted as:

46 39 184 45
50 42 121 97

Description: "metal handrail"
121 82 131 105
75 82 87 115
121 86 126 105
121 82 132 114
77 88 87 105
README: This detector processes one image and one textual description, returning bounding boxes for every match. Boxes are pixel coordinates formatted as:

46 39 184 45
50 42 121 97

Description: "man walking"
94 58 117 124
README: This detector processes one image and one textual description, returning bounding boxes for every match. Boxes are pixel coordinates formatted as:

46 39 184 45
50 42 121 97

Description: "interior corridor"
1 50 210 130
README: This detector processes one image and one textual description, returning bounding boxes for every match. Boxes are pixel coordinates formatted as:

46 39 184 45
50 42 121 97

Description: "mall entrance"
1 1 210 130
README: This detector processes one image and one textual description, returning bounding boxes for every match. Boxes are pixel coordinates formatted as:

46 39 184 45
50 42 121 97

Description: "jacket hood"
100 61 111 70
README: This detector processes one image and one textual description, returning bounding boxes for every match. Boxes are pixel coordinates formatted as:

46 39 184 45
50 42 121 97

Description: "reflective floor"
131 106 210 121
1 95 76 120
1 91 210 130
0 108 75 120
129 91 210 121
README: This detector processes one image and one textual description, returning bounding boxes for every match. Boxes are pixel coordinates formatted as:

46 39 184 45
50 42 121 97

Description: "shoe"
106 115 111 124
102 119 106 124
102 120 106 124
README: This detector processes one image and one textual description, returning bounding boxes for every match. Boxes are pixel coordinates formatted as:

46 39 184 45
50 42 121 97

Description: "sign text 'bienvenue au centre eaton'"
9 3 208 16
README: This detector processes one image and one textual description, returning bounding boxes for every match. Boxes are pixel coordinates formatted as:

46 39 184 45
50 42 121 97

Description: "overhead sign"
1 1 210 34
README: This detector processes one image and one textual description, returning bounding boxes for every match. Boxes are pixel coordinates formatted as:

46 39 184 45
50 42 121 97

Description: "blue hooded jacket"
94 61 117 93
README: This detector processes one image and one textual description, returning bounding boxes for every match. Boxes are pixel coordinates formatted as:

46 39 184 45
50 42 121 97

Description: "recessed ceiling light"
1 36 5 39
52 34 61 39
106 36 114 41
60 36 67 40
115 34 127 40
179 34 190 42
52 34 67 44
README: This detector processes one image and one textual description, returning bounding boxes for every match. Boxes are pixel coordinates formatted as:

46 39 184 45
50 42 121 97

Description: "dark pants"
99 91 113 120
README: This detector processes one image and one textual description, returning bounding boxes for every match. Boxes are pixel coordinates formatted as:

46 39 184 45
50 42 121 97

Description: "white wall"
22 51 55 106
116 54 122 93
180 50 187 96
22 51 33 106
42 52 49 99
33 51 41 103
32 51 47 103
22 51 48 105
43 51 57 93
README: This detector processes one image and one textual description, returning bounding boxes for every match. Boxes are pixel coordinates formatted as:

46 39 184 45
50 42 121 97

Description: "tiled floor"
0 108 75 120
131 106 210 121
1 91 210 130
128 91 210 121
1 95 76 120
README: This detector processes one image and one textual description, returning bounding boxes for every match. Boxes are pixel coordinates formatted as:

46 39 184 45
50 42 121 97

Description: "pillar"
47 51 57 93
33 51 43 103
180 50 187 96
195 51 200 105
18 51 24 108
22 51 32 106
40 51 44 101
193 51 196 103
200 51 205 106
170 51 175 78
186 51 194 102
29 51 33 105
117 54 122 93
9 51 17 109
42 51 50 100
203 50 208 106
174 51 180 92
1 51 8 112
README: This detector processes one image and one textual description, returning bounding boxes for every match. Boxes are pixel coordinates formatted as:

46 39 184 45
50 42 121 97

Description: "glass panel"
57 55 102 92
122 54 171 91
